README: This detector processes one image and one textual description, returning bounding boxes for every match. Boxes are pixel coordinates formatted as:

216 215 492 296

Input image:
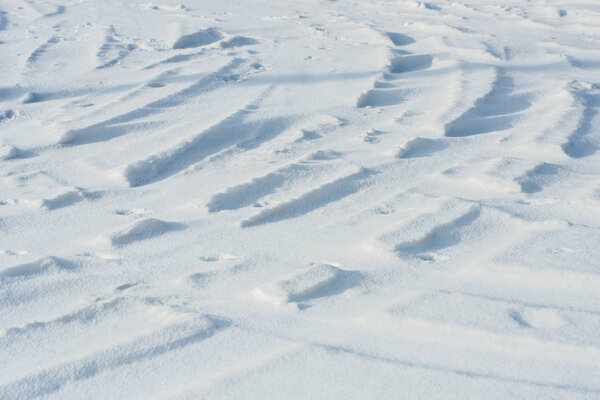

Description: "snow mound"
172 28 223 49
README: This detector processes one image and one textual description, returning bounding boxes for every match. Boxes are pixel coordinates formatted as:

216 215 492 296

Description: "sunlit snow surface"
1 0 600 398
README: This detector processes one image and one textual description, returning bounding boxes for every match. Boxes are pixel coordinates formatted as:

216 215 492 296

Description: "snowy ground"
1 0 600 398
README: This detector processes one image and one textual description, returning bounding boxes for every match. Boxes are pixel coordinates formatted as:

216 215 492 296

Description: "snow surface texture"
1 0 600 398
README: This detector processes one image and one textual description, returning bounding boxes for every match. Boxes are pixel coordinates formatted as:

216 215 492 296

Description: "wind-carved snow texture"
207 153 346 212
251 264 361 307
561 84 600 158
516 163 563 194
25 36 59 68
396 137 448 158
121 101 291 186
240 168 372 227
1 0 600 398
95 26 137 70
444 70 531 137
0 257 77 281
356 32 434 108
108 218 186 247
0 143 18 160
394 207 481 256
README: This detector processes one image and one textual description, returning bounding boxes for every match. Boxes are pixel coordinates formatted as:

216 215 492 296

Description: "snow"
1 0 600 398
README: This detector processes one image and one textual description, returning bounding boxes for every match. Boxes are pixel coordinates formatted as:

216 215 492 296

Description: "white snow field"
1 0 600 398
